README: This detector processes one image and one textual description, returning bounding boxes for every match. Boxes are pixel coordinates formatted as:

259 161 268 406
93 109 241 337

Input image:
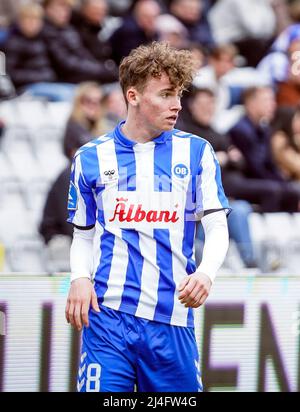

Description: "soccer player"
65 42 230 392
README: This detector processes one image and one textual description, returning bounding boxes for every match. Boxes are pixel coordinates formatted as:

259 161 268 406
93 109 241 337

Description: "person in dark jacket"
229 86 300 212
39 167 74 243
4 3 56 92
42 0 118 84
109 0 161 64
71 0 112 62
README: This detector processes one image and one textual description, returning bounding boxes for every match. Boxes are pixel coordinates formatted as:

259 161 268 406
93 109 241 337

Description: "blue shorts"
77 305 203 392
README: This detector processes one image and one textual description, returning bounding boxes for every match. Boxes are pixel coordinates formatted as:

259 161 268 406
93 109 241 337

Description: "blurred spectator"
229 86 300 212
271 23 300 53
155 13 188 49
107 0 136 16
208 0 276 66
109 0 161 64
63 81 110 160
257 50 290 87
272 0 293 34
102 84 127 127
188 42 207 71
257 22 300 86
168 0 214 50
193 44 266 133
177 87 257 267
179 88 287 214
4 3 58 96
271 105 300 183
42 0 118 84
71 0 113 61
40 82 110 244
39 166 74 243
276 38 300 108
270 0 300 54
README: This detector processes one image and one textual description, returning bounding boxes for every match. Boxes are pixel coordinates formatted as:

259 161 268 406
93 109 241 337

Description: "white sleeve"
196 210 229 283
70 227 95 282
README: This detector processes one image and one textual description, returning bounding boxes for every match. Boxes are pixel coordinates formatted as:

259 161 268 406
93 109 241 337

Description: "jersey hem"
99 302 195 328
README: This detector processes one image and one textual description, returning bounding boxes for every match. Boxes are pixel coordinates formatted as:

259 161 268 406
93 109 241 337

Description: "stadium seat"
0 151 18 183
4 141 45 182
46 101 72 132
250 213 300 273
9 235 47 272
44 235 71 273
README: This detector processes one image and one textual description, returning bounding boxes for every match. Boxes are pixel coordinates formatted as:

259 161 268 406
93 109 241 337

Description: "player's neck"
121 117 162 144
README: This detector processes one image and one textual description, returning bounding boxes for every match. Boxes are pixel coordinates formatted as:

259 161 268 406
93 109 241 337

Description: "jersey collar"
114 120 173 147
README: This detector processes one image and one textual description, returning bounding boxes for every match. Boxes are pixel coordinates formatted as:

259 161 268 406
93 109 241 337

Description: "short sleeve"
196 142 231 219
67 154 97 228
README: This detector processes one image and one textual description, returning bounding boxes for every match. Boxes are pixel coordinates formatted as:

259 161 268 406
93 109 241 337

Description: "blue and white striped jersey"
67 121 230 327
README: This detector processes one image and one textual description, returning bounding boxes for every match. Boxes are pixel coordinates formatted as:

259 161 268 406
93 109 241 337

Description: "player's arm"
65 226 100 331
178 210 229 308
179 141 230 308
65 153 100 331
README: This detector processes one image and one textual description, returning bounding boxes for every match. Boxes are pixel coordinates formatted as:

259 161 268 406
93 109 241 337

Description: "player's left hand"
178 272 212 308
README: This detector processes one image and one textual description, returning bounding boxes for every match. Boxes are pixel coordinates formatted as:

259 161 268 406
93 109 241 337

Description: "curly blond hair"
119 41 195 101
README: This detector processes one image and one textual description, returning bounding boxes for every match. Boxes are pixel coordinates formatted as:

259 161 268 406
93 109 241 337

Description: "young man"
65 42 230 392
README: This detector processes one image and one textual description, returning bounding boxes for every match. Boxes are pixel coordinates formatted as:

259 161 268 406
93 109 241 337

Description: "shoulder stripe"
74 133 113 157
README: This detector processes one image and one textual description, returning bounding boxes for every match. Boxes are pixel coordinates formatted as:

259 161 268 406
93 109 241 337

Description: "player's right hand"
65 278 100 331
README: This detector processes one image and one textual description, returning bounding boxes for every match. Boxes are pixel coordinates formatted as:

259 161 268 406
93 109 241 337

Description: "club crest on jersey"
68 181 78 210
109 198 179 223
173 163 189 179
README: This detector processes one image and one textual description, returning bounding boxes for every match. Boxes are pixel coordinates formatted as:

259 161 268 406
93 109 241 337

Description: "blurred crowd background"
1 0 300 275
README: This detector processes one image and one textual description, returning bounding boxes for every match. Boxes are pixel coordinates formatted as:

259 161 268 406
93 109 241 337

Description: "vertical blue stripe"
114 144 136 191
183 177 197 276
183 139 200 327
119 229 144 312
79 146 105 226
182 137 202 276
78 174 96 227
153 229 175 321
187 308 194 328
153 140 172 192
94 230 115 304
67 159 76 223
191 137 207 217
88 143 113 300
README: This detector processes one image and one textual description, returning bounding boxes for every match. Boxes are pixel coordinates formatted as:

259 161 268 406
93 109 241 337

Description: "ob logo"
173 163 189 179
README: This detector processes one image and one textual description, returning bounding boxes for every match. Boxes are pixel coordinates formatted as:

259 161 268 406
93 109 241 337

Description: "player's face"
134 72 183 133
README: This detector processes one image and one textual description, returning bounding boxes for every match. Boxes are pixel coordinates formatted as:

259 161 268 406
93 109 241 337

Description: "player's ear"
126 87 140 107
